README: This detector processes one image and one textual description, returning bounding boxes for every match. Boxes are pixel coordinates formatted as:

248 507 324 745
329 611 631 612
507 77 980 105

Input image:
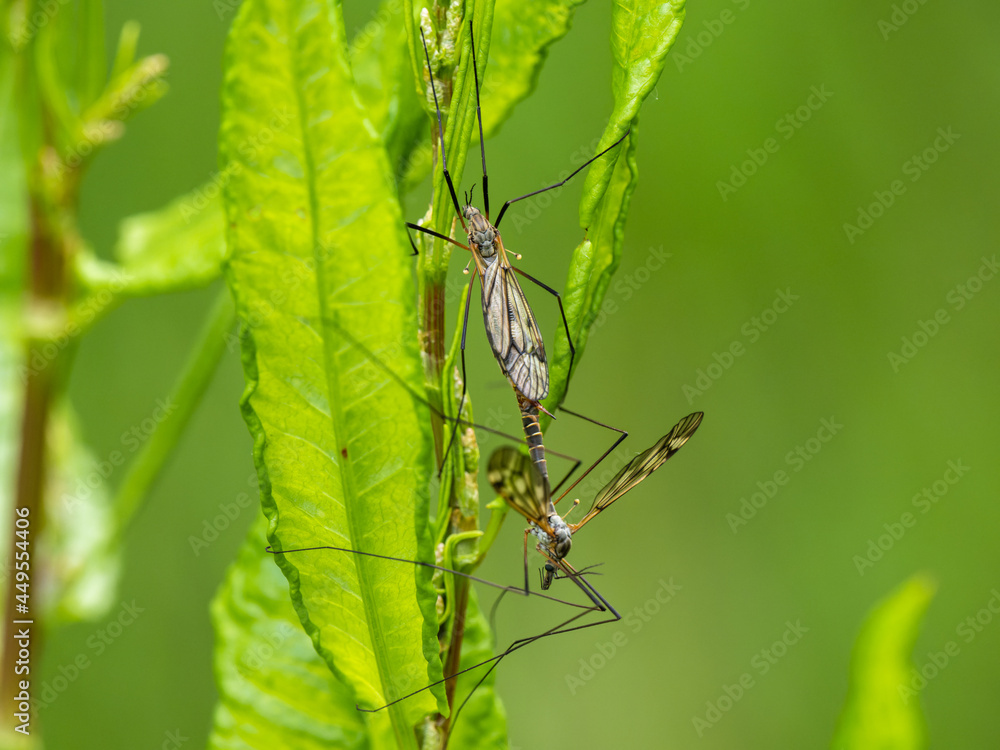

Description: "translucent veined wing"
487 446 554 529
500 266 548 401
480 256 548 402
569 412 703 532
481 256 507 354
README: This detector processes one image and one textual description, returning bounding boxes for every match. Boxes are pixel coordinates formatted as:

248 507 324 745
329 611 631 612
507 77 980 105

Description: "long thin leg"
358 559 619 716
487 527 531 634
449 561 621 728
494 128 631 229
419 27 466 229
270 544 610 714
510 265 577 398
318 313 583 469
267 544 592 613
505 265 629 493
407 222 471 254
552 406 629 502
367 599 605 715
467 20 489 220
451 602 619 728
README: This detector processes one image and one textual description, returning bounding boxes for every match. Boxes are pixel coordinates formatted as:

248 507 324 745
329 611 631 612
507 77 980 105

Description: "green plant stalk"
415 8 505 741
110 287 235 538
1 345 55 726
0 48 76 725
414 9 467 739
439 345 481 739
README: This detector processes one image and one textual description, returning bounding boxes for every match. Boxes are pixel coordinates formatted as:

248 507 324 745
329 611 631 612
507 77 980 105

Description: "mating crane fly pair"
272 15 704 731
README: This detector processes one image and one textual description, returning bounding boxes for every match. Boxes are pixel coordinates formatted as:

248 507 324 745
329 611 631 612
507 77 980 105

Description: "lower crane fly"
273 411 704 726
490 411 704 593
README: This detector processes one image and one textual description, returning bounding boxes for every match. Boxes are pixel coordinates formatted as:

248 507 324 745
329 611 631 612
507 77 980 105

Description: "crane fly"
440 411 706 709
489 412 704 592
409 20 631 492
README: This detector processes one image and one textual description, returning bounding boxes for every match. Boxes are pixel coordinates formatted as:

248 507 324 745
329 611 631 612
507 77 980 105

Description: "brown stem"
421 279 446 464
442 578 470 712
1 187 69 729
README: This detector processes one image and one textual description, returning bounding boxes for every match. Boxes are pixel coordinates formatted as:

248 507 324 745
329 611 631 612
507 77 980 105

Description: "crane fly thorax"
464 205 498 259
531 513 573 561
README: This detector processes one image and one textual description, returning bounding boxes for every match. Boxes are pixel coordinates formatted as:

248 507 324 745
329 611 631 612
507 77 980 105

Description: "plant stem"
0 183 69 730
421 276 446 464
111 287 235 537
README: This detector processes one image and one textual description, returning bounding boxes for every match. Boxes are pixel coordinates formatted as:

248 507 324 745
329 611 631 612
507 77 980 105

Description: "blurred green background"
45 0 999 747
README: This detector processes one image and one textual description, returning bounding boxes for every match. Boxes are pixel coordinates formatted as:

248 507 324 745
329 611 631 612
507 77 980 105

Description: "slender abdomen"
517 393 549 493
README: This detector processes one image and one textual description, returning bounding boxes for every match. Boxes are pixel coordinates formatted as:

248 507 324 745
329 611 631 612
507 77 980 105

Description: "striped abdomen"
517 393 549 494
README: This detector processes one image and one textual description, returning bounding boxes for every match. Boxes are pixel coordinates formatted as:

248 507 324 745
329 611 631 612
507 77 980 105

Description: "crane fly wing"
481 258 511 364
570 412 703 532
487 446 554 528
478 239 548 402
499 266 548 401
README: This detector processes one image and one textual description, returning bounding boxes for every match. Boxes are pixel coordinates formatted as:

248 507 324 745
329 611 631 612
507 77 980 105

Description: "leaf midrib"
284 0 412 741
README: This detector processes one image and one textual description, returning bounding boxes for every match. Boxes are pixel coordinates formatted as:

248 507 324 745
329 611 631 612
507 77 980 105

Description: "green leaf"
831 576 935 750
208 516 375 750
77 0 106 110
579 0 685 225
109 21 141 82
393 0 585 196
417 1 498 280
545 0 685 415
220 0 443 745
350 0 426 187
75 184 227 298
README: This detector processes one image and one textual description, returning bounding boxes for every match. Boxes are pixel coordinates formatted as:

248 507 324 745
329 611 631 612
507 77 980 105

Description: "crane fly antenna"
419 26 465 230
468 19 489 219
